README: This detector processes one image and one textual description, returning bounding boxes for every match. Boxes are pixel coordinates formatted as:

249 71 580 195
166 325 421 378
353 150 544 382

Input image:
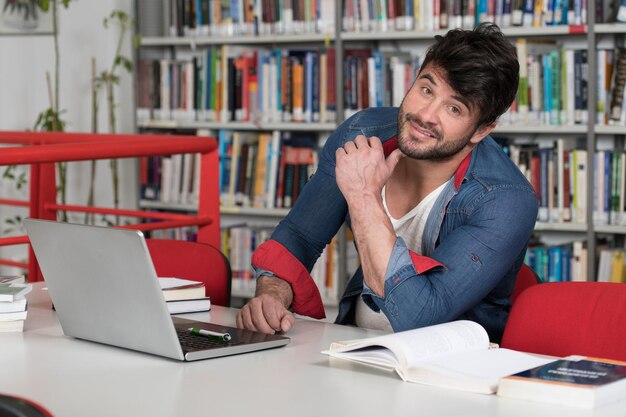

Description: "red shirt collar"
383 136 471 190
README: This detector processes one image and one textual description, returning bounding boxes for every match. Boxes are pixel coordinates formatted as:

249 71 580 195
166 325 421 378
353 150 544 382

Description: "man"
236 23 537 343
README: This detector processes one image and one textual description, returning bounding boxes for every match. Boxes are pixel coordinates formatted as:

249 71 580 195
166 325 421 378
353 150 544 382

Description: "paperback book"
497 356 626 408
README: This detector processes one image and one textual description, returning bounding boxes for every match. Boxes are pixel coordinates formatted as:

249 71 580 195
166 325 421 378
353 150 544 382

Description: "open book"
322 320 554 394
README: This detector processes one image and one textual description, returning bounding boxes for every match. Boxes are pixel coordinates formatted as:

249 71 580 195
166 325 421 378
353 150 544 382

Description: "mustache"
404 113 443 140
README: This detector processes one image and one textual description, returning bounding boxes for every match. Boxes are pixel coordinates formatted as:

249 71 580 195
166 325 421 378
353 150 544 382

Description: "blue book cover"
522 0 534 25
507 359 626 386
373 50 384 108
274 49 284 118
543 54 552 125
548 246 562 282
196 0 203 30
218 130 234 199
561 245 572 281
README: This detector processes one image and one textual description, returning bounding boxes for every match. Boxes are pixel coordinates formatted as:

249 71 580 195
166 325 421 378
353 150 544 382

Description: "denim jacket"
252 107 538 343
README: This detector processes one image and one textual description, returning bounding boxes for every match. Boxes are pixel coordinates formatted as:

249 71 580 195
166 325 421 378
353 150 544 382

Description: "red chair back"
510 263 541 303
146 239 231 307
501 282 626 361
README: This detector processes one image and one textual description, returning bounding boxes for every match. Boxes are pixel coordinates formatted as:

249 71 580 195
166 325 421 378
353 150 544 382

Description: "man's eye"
421 87 432 95
450 106 461 115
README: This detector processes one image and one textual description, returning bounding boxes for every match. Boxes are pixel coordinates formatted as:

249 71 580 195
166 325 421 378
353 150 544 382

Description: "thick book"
166 297 211 314
0 310 27 321
497 356 626 408
322 320 553 394
0 298 27 314
158 277 205 302
0 319 25 333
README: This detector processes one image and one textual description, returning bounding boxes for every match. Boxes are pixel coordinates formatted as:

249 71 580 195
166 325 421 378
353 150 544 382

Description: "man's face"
397 66 484 161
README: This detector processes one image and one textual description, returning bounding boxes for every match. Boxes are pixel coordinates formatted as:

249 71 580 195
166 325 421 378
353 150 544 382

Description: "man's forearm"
255 275 294 308
348 193 397 297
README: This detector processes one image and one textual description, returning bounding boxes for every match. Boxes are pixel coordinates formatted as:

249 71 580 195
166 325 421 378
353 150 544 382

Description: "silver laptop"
23 218 289 361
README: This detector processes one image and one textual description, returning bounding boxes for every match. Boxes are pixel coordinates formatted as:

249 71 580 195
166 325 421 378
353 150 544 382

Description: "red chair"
510 263 542 303
501 282 626 361
146 239 231 307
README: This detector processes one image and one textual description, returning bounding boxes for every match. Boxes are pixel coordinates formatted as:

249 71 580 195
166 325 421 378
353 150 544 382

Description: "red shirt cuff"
408 251 444 274
252 240 326 319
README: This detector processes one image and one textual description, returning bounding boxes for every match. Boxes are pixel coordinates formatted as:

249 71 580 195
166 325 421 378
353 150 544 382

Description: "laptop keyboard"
176 328 239 350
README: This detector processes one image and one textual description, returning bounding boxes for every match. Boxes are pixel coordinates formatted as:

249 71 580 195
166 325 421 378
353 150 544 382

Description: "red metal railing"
0 131 220 282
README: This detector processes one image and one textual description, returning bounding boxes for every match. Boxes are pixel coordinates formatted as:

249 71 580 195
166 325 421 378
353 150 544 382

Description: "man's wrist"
255 275 294 309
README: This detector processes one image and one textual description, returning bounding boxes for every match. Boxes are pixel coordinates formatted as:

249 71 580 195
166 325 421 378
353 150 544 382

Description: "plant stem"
52 0 59 121
106 15 128 225
51 0 67 221
86 57 98 224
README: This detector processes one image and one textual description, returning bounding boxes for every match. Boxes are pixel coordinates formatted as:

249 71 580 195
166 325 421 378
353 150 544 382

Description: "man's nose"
417 102 439 126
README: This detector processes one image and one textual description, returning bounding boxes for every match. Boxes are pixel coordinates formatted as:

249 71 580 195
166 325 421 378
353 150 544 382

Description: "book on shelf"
166 297 211 315
158 277 205 301
497 356 626 409
322 320 554 394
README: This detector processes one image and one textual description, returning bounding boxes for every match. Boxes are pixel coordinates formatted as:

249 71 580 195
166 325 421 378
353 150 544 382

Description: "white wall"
0 0 137 272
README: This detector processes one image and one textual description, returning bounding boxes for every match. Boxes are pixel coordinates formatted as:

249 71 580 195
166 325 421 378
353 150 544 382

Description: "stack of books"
0 275 32 333
158 277 211 314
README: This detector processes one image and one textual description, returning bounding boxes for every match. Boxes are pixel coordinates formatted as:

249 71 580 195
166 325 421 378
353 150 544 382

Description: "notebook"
23 218 290 361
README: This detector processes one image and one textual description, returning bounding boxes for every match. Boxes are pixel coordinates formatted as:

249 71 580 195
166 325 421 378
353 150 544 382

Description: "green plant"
2 0 41 20
32 0 72 221
87 10 136 225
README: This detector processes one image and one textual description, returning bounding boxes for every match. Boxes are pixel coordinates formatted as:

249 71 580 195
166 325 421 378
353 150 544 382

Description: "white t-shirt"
354 179 451 332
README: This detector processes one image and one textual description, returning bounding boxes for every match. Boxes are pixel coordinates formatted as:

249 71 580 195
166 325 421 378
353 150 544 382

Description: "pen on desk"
188 327 232 342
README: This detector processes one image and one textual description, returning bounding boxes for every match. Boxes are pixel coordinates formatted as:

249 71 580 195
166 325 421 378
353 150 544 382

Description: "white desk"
1 284 624 417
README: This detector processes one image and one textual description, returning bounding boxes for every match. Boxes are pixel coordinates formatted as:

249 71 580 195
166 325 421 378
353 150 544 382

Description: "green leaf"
39 0 49 12
121 56 132 72
133 34 142 49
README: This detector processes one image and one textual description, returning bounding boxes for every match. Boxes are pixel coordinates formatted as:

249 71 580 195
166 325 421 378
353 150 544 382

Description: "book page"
157 277 203 289
404 348 555 393
395 321 490 368
325 320 489 370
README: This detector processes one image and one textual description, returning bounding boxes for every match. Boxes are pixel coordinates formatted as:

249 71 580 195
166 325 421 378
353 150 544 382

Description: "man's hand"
236 276 295 334
335 135 404 297
335 135 404 206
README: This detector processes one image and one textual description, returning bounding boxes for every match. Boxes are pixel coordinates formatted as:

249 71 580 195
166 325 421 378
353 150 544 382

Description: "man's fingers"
236 305 257 332
280 313 295 333
367 136 383 149
386 148 405 172
248 298 277 334
354 135 369 148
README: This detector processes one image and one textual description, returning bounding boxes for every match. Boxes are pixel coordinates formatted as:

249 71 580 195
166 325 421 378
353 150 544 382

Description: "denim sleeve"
361 184 538 332
253 112 362 277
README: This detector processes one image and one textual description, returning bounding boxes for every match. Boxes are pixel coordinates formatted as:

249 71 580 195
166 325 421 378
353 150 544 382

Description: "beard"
396 107 476 161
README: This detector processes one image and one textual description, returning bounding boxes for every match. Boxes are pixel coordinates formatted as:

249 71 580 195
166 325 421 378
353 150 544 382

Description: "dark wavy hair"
419 23 519 128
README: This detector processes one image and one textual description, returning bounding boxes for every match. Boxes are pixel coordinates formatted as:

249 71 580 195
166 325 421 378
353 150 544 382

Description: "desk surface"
1 284 624 417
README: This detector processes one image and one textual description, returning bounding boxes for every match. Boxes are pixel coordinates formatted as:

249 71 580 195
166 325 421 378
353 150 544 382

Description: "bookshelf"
133 0 626 301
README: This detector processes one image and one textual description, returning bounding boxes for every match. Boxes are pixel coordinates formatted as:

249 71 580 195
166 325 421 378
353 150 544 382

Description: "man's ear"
469 122 496 145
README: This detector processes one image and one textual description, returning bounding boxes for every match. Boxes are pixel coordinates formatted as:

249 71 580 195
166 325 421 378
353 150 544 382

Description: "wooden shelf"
138 120 337 132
